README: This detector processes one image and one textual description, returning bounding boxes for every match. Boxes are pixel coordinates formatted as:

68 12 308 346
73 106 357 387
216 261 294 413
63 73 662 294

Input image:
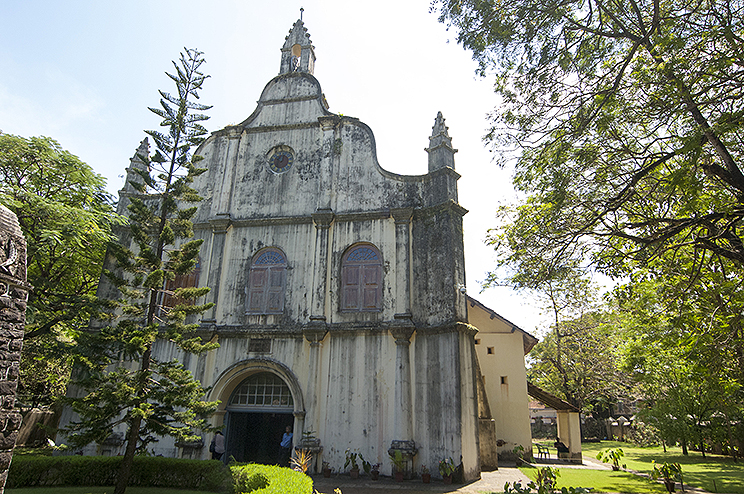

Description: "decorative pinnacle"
427 111 455 152
431 111 450 138
426 111 457 172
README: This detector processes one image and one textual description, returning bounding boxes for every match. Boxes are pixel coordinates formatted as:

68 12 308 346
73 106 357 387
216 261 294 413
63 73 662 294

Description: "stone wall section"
0 205 28 493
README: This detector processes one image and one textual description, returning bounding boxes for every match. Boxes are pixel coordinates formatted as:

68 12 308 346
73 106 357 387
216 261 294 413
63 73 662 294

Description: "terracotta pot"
395 471 404 482
443 474 453 484
350 467 359 479
370 470 379 480
664 480 676 492
422 473 431 483
323 468 331 478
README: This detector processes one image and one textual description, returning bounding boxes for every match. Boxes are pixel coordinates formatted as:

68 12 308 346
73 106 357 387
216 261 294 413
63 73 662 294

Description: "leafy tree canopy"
435 0 744 279
0 133 121 407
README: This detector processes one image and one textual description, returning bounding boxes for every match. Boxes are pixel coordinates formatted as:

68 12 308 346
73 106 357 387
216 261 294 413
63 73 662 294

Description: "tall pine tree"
65 48 218 494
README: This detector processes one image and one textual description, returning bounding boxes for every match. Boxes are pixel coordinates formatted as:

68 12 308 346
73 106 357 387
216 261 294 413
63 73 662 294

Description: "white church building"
60 18 537 480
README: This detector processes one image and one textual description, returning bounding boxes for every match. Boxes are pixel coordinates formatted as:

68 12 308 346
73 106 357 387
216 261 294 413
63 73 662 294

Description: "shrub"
7 455 230 491
230 463 313 494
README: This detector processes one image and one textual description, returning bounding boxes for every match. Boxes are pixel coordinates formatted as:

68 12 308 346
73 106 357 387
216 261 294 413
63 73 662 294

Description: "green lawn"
521 465 667 493
532 440 744 494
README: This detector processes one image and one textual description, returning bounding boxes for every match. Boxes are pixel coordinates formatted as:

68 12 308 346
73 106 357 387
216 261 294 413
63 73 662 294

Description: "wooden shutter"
247 249 286 314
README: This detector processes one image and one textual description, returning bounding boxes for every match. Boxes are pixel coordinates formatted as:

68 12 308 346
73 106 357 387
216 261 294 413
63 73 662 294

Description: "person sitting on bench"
554 438 569 455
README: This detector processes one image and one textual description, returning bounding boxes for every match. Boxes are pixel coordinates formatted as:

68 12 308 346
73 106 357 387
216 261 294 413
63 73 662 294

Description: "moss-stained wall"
62 19 499 482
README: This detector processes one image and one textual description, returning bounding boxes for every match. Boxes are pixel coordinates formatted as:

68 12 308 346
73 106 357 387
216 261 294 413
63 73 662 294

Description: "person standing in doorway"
279 426 293 465
210 431 225 460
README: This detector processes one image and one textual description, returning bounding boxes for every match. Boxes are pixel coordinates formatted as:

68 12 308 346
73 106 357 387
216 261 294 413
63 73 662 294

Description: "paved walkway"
311 458 719 494
311 467 530 494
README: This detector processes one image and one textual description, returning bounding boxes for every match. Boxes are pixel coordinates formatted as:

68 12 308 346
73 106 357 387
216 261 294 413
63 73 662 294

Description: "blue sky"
1 0 549 333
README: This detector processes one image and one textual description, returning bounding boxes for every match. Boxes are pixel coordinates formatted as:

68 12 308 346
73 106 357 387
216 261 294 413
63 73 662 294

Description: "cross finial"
300 7 304 20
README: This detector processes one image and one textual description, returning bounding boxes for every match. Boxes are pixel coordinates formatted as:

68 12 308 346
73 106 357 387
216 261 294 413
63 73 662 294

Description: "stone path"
311 458 720 494
311 467 530 494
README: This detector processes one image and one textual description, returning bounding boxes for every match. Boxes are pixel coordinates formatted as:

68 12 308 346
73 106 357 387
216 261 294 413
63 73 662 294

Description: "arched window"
160 258 200 315
341 243 382 312
228 372 294 410
247 248 286 314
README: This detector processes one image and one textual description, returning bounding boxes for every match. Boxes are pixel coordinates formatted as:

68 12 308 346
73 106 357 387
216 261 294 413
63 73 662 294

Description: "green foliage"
527 308 632 413
434 3 744 454
64 48 216 494
0 133 121 408
438 457 456 476
344 449 365 471
388 449 405 473
505 466 592 494
651 461 682 483
229 464 313 494
615 260 744 457
596 448 626 470
435 0 744 269
7 455 229 491
513 444 525 459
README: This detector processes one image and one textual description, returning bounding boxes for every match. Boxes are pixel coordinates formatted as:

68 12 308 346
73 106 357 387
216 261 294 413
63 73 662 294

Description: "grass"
5 489 208 494
521 466 667 493
533 439 744 494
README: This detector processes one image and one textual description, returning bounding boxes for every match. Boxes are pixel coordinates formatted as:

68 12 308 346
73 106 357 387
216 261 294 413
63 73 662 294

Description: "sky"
1 0 551 335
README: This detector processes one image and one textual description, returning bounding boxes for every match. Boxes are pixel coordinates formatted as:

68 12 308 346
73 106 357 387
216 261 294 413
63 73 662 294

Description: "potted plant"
389 449 406 481
322 461 332 478
370 463 380 480
290 448 312 473
596 448 626 471
439 457 455 484
421 464 431 483
651 461 682 493
344 449 363 479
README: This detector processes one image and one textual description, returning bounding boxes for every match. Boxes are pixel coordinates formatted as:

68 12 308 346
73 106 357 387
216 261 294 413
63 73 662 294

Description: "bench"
534 444 550 460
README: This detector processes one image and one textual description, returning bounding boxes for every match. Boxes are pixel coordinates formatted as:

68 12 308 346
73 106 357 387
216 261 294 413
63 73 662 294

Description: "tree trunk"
723 409 738 462
114 345 152 494
681 439 688 455
114 415 143 494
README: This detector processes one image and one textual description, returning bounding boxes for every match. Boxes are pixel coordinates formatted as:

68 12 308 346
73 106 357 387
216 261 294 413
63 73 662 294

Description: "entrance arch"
209 358 305 464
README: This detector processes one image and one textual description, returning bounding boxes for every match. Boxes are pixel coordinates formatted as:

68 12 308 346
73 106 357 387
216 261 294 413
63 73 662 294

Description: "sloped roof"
527 382 581 412
466 295 539 354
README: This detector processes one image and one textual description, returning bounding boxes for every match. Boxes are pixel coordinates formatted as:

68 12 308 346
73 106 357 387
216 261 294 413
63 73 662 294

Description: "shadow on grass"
631 452 743 494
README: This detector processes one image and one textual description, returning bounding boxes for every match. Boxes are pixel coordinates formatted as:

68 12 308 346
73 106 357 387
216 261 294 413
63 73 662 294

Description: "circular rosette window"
266 145 294 174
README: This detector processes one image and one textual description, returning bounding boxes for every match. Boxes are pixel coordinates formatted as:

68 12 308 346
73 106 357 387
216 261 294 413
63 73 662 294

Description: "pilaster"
215 128 241 215
391 208 413 317
390 315 415 472
309 209 334 321
202 213 231 323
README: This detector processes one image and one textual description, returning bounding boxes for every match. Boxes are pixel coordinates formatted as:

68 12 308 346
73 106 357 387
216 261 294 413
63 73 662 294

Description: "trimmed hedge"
7 455 231 491
230 464 313 494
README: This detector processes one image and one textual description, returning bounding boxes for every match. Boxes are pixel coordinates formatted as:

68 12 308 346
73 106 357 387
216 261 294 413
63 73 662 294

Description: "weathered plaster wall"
63 19 488 481
468 303 532 459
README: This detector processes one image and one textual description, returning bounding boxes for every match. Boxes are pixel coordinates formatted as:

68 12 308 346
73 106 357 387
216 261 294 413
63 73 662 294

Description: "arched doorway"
225 372 295 464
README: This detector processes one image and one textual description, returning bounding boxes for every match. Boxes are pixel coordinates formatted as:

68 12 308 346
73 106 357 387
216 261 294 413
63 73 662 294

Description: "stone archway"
208 358 305 463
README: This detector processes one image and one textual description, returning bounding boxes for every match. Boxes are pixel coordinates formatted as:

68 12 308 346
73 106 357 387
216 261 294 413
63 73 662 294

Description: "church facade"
61 19 536 480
